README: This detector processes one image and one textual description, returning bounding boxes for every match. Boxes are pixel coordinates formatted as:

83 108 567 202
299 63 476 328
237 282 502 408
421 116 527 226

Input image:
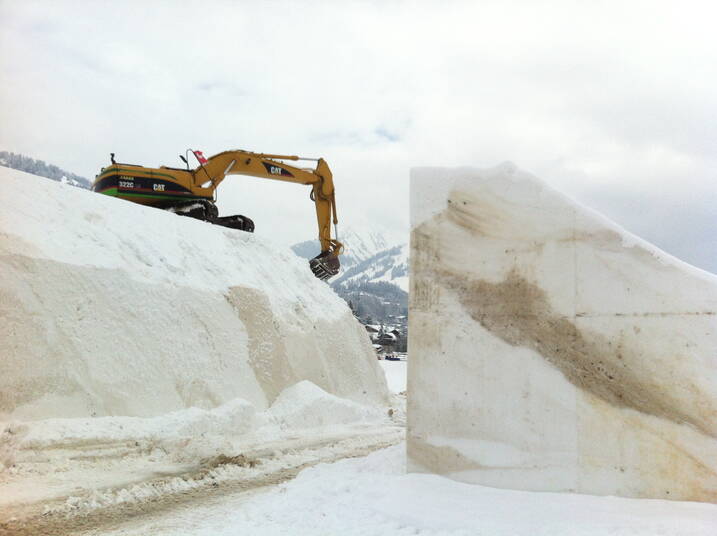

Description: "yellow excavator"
92 149 343 280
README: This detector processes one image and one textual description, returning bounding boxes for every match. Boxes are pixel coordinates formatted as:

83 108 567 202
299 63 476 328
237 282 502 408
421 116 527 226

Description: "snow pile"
409 164 717 503
0 167 388 422
267 380 385 430
3 381 391 467
0 379 402 525
12 398 260 452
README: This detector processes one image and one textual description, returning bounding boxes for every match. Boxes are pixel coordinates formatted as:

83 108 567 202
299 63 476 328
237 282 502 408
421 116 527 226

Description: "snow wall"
0 168 388 420
408 163 717 503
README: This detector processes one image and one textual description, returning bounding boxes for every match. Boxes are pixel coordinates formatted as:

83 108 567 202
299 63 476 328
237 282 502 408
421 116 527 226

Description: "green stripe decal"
98 188 209 201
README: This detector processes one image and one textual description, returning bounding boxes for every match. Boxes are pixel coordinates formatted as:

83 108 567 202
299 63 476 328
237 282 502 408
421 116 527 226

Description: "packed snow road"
1 378 406 536
27 439 716 536
1 419 403 536
0 363 407 536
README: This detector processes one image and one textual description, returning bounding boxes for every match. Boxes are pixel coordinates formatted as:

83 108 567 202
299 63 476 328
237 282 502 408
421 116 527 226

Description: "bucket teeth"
309 254 340 281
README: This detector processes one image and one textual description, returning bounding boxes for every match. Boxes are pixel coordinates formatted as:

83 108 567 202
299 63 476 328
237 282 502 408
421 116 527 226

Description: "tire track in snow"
0 427 403 536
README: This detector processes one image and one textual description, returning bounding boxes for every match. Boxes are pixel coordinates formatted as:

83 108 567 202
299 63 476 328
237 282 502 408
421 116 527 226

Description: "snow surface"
59 175 84 187
0 167 389 420
98 443 717 536
0 166 349 316
0 379 403 520
8 382 385 454
0 167 403 532
0 166 405 532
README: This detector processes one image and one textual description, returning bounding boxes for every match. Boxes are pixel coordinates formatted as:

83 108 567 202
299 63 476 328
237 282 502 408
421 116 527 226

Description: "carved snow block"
408 164 717 503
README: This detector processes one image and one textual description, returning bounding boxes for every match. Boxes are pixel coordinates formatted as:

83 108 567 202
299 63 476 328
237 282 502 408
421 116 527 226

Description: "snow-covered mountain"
341 230 390 267
291 226 408 291
332 243 409 292
292 227 409 324
292 227 390 271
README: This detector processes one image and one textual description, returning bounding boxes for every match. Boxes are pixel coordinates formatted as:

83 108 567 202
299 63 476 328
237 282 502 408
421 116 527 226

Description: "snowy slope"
333 242 409 292
0 167 389 421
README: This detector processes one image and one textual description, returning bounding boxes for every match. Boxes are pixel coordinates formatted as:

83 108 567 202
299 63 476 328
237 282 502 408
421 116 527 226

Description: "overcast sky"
1 0 715 273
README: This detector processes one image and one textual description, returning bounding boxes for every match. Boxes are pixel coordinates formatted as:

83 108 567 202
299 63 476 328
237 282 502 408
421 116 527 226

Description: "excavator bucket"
309 252 340 281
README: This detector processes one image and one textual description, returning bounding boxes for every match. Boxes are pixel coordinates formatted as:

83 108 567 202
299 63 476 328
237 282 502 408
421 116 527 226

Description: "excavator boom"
92 149 343 280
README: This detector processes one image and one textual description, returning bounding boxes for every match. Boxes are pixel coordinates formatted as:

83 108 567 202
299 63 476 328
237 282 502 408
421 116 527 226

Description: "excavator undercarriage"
168 200 255 233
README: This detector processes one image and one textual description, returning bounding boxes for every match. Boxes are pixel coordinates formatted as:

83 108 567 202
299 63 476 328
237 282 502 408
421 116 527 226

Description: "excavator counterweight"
92 149 342 280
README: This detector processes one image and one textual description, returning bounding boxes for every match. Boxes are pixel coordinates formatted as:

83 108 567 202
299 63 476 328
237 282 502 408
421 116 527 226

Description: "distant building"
364 324 381 343
377 332 397 346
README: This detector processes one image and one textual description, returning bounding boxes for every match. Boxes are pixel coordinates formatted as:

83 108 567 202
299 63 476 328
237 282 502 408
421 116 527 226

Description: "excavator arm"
191 150 343 280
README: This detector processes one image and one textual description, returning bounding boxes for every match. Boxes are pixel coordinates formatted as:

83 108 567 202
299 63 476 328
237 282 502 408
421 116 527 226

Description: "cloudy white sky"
1 0 715 272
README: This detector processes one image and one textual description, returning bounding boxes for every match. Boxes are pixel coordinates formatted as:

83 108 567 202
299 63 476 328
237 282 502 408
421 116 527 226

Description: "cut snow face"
408 163 717 503
0 167 389 421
